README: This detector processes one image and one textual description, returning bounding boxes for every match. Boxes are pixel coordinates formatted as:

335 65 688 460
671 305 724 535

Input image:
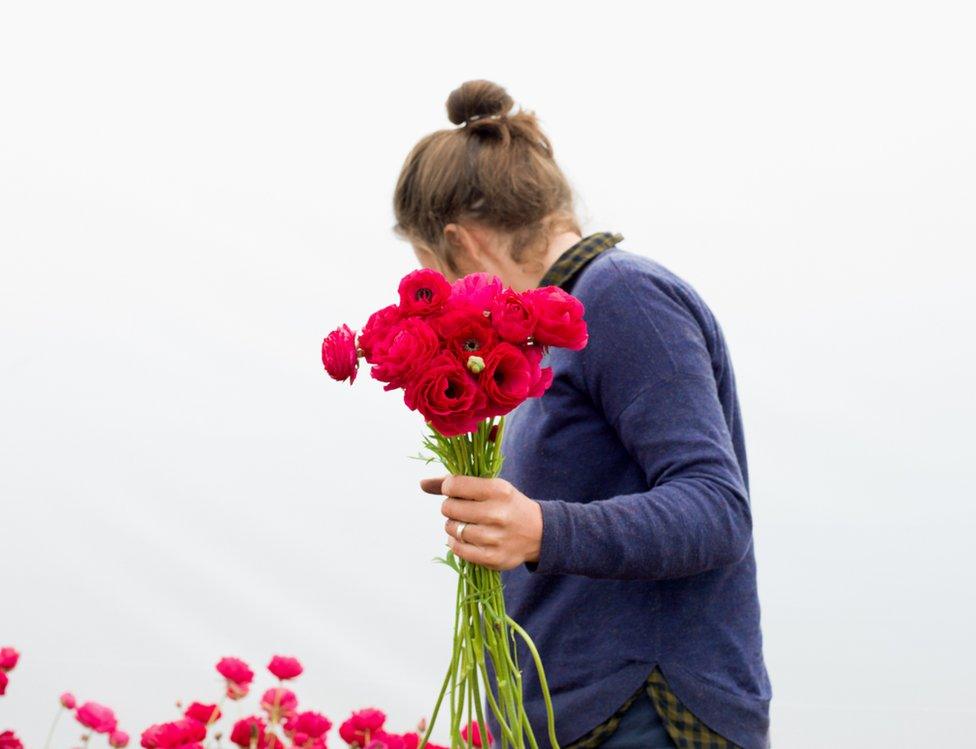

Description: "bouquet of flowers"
321 269 588 749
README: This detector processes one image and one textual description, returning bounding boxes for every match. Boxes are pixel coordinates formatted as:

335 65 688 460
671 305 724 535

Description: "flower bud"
466 355 485 374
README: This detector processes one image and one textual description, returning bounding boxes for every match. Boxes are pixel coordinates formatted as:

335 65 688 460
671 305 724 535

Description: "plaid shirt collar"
538 231 624 290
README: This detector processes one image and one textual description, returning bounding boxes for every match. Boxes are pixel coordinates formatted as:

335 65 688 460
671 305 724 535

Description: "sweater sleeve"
529 258 753 580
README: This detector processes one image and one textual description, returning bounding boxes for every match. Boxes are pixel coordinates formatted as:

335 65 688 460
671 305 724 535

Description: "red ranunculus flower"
267 655 303 681
403 353 487 437
489 288 537 343
216 657 254 686
110 730 130 748
0 731 23 749
0 671 7 696
480 343 534 415
61 691 77 709
184 702 221 725
460 721 493 748
260 687 298 722
366 731 420 749
525 286 588 350
284 711 332 749
229 717 266 748
339 708 386 746
398 269 452 316
358 304 402 362
369 317 440 390
76 702 118 734
431 307 498 364
450 273 503 312
0 647 19 672
322 324 359 384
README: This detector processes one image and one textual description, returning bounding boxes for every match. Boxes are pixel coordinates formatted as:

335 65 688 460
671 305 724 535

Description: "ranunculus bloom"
0 731 23 749
403 353 487 437
368 318 440 390
525 286 588 350
0 671 7 696
61 691 77 709
431 307 498 364
480 343 534 415
226 681 250 700
460 721 493 748
110 730 130 748
523 346 553 398
141 724 207 749
184 702 221 725
230 717 281 749
366 732 420 749
322 324 359 384
0 647 19 672
358 304 402 362
398 269 452 316
489 288 537 343
450 273 503 312
216 657 254 686
339 708 386 746
284 711 332 749
75 701 118 734
267 655 303 680
260 687 298 722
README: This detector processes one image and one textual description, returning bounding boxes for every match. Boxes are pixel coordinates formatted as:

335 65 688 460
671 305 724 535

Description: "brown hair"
393 80 579 273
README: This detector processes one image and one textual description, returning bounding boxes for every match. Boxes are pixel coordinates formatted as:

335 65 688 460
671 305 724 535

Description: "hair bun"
446 80 514 126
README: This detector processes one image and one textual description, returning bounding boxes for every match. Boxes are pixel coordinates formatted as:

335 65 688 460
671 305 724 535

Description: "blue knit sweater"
496 248 771 748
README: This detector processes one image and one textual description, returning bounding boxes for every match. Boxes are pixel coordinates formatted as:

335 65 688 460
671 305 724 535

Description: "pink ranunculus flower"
184 701 221 725
260 687 298 723
339 708 386 746
284 710 332 749
398 269 452 317
226 680 250 700
0 670 8 696
321 324 359 384
460 721 493 748
0 647 19 672
61 691 77 709
267 655 303 681
140 719 206 749
75 701 118 734
523 286 588 350
110 730 130 748
0 731 23 749
229 716 268 748
216 656 254 686
451 273 504 312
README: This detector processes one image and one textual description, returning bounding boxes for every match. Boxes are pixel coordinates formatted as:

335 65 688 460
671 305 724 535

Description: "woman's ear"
443 223 482 273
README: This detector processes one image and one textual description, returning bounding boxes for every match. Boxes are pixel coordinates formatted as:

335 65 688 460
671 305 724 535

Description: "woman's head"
393 80 579 286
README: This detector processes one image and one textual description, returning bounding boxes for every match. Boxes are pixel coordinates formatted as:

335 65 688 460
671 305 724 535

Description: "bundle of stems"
418 418 559 749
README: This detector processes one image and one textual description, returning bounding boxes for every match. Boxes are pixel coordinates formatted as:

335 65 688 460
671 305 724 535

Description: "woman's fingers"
448 537 497 569
441 497 495 524
420 476 447 495
445 519 499 547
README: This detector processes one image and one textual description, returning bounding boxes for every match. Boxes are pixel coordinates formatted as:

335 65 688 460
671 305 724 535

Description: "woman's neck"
510 230 582 291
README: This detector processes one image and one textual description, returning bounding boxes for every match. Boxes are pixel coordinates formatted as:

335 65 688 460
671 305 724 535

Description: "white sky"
1 2 974 747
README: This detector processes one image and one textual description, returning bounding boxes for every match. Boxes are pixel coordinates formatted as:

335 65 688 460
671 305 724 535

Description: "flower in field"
368 318 440 390
524 286 588 350
230 716 283 749
0 731 23 749
61 691 77 709
260 687 298 723
321 324 359 384
339 708 386 746
398 269 452 316
140 719 206 749
184 701 221 725
267 655 303 681
0 671 7 696
75 701 118 733
403 353 487 437
110 730 130 748
0 647 19 672
284 711 332 749
217 656 254 699
460 721 493 748
489 288 537 343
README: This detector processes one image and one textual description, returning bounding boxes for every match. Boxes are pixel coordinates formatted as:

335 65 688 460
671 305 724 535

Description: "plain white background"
2 2 974 747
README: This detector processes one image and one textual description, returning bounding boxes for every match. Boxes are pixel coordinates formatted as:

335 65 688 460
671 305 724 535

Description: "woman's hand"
420 475 543 571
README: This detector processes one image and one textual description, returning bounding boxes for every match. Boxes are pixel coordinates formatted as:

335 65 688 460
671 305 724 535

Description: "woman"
395 80 771 749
